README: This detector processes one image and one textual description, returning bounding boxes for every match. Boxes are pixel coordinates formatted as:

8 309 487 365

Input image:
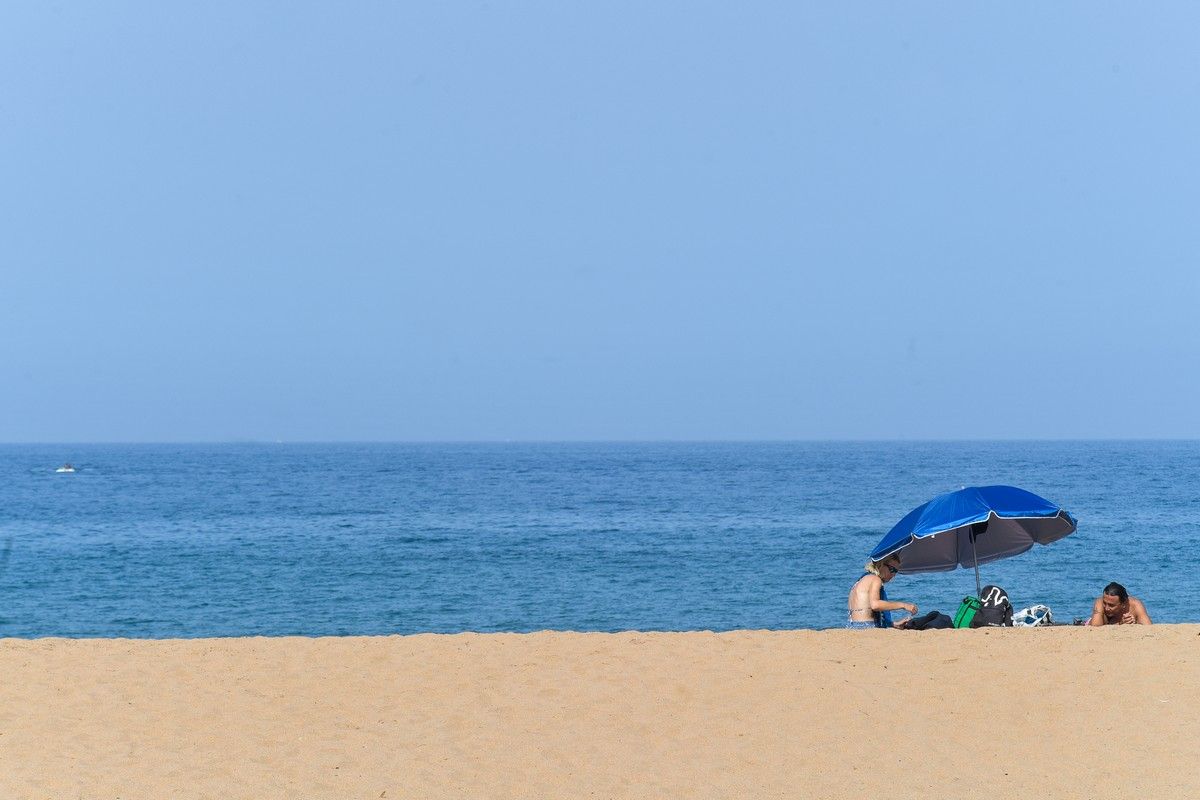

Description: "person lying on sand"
847 556 917 629
1089 582 1152 626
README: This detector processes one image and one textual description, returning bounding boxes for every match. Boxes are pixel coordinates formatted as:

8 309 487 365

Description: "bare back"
848 573 883 623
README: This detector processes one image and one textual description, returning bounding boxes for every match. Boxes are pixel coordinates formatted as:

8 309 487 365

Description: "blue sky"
2 3 1197 441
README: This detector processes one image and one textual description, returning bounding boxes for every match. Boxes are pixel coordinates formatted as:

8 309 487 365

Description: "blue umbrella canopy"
870 486 1076 589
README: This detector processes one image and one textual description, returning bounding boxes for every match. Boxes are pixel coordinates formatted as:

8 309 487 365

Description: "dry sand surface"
0 626 1197 799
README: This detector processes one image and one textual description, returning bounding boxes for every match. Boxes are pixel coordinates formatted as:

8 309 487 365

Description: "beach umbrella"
869 485 1077 598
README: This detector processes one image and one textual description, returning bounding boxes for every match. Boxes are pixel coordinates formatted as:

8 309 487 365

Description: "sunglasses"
885 564 899 575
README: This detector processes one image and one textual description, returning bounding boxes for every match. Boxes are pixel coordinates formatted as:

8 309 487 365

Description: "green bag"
953 596 983 628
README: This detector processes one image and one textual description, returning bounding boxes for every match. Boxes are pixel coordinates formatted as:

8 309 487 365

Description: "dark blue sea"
0 442 1192 637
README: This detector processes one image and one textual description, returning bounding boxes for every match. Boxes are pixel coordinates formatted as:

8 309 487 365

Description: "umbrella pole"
971 532 982 598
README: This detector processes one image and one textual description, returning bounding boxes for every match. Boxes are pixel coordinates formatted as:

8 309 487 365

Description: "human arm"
867 579 917 616
874 599 918 615
1089 598 1106 626
1129 598 1152 625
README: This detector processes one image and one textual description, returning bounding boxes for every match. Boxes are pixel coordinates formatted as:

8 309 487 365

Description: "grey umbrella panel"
896 513 1077 575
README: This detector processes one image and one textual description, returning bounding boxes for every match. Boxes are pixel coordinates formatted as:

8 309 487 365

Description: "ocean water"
0 442 1193 638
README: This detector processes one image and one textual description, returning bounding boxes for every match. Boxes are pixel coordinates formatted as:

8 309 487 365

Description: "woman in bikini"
847 555 918 629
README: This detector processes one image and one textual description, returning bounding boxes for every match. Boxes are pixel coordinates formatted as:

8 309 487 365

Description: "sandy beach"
0 626 1196 799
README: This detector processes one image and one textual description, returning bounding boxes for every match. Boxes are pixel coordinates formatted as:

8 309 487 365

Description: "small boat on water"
55 463 76 473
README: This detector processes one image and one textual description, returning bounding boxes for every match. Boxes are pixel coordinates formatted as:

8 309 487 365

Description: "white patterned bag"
1012 604 1053 627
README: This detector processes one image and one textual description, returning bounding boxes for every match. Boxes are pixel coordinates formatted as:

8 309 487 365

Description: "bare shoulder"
852 573 881 592
1130 597 1149 613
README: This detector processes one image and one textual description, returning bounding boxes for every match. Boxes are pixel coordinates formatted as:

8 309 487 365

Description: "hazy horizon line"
3 437 1198 446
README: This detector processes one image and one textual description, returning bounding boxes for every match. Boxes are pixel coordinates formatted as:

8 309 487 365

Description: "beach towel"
877 583 894 628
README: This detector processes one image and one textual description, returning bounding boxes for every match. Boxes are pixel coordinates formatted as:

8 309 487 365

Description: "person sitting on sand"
847 556 918 629
1089 582 1152 626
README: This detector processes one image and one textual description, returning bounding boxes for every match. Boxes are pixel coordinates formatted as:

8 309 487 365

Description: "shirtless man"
1089 582 1152 626
847 555 918 629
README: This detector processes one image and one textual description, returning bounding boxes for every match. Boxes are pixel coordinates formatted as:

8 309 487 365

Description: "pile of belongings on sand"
903 586 1055 630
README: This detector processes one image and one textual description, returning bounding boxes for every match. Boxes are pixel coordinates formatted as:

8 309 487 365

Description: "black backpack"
972 584 1013 627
